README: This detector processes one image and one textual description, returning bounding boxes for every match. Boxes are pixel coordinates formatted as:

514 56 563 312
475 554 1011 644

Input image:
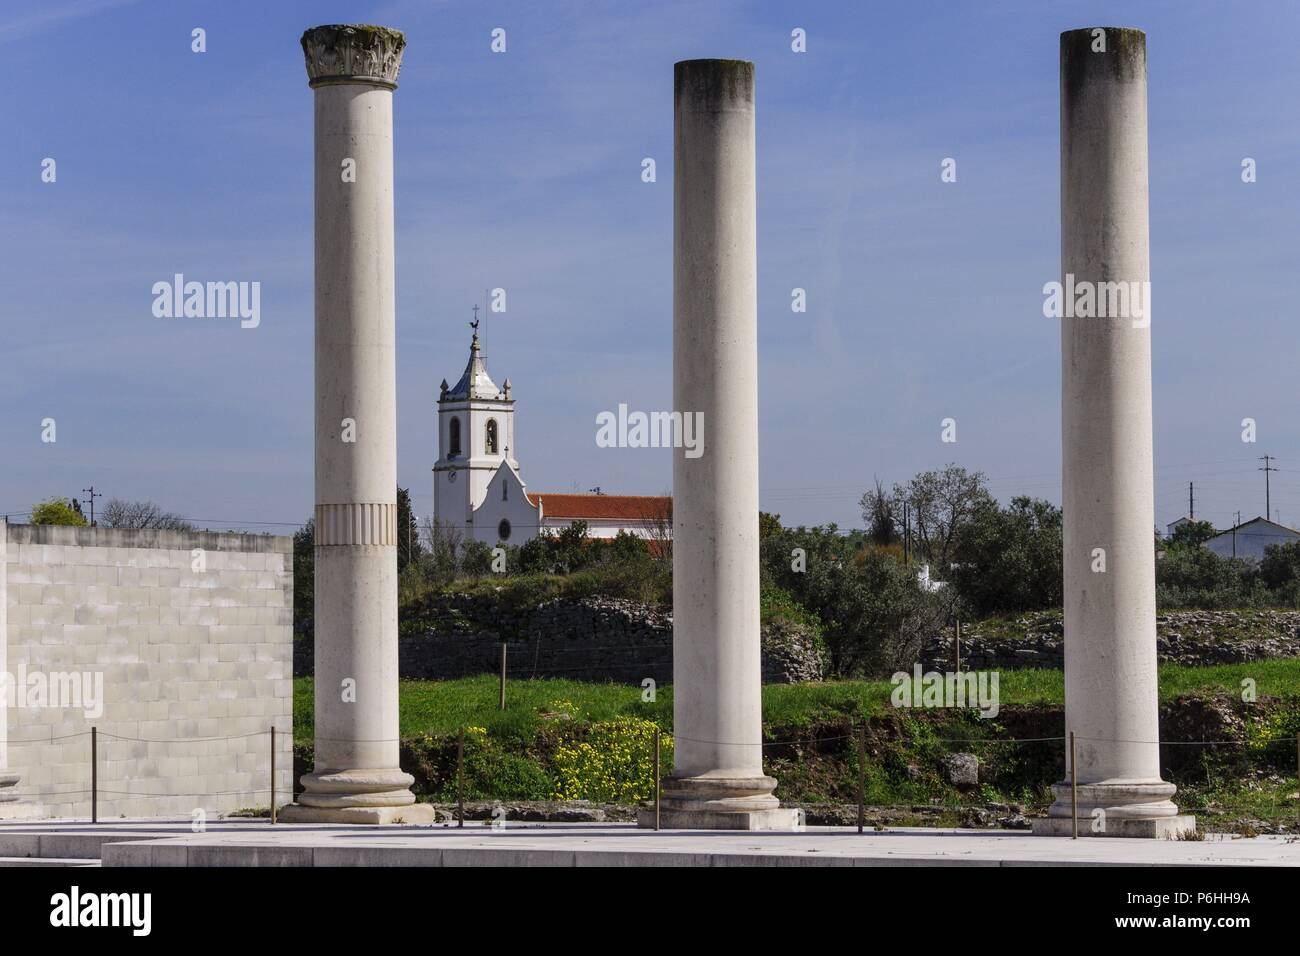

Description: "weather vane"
470 304 480 333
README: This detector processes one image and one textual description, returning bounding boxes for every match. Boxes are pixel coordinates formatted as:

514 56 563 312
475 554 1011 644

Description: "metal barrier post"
856 724 866 834
653 727 661 831
1070 731 1078 840
457 728 465 828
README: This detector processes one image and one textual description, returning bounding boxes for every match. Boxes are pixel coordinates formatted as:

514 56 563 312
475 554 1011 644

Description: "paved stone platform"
1 819 1297 866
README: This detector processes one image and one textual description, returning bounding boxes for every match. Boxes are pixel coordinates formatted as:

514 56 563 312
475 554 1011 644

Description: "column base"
285 767 434 824
636 806 801 830
1032 780 1196 838
636 773 800 830
1032 815 1197 839
0 772 41 819
278 803 437 825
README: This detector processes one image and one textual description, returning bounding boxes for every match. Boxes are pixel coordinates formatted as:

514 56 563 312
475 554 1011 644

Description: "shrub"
30 499 88 526
1156 547 1263 609
948 496 1063 617
406 727 553 801
552 717 672 803
760 580 821 630
1244 704 1300 771
1259 542 1300 605
762 525 946 677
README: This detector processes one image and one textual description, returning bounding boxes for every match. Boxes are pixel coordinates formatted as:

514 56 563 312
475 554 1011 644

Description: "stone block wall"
2 521 293 819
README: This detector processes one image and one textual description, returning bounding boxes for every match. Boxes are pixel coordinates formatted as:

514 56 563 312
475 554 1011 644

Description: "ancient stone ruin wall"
295 594 827 685
921 610 1300 672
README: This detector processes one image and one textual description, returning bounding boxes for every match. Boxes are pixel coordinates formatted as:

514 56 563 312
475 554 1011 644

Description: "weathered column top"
301 24 406 90
1061 27 1146 93
675 59 754 113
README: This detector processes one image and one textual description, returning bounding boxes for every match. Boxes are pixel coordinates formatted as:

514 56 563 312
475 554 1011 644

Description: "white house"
433 329 671 546
1204 516 1300 563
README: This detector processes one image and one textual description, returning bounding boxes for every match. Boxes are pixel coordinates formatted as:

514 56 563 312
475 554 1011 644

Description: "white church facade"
433 327 671 546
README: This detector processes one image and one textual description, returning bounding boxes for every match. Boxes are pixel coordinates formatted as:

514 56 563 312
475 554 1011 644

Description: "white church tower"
433 314 523 542
433 311 672 547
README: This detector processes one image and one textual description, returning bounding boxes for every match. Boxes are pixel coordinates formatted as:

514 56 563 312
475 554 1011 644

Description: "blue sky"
3 0 1299 534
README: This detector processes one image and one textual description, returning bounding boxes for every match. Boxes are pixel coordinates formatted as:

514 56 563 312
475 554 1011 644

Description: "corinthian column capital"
301 24 406 89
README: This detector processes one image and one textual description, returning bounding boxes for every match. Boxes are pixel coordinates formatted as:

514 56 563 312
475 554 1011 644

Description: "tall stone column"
638 60 796 831
1034 27 1192 838
284 24 433 824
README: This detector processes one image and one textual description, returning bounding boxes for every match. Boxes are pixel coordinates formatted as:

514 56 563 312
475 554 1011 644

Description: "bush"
761 525 947 677
760 580 821 629
551 717 671 803
30 499 88 526
406 727 554 801
1156 547 1264 609
1244 702 1300 771
1259 542 1300 605
948 496 1062 617
460 539 494 576
1167 520 1217 548
566 558 672 606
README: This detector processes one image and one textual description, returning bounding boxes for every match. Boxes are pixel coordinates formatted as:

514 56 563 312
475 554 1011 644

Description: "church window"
498 519 512 541
449 417 461 456
486 419 499 455
502 481 508 501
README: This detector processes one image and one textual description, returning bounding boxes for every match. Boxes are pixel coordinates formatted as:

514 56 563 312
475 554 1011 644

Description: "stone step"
0 856 100 867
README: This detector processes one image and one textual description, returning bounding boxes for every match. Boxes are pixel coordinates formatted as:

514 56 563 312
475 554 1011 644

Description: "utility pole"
1233 511 1241 559
1259 456 1276 522
81 486 102 526
1188 481 1194 520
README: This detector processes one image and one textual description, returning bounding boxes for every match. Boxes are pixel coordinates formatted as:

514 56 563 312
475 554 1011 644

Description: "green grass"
1173 770 1300 833
293 658 1300 745
1154 658 1300 699
295 675 671 745
290 663 1300 830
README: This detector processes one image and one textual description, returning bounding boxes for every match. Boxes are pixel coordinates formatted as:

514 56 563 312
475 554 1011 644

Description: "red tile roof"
526 493 671 521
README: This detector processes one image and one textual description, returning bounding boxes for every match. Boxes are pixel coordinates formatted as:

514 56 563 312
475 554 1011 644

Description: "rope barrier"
5 726 1294 748
97 729 286 743
3 717 1294 833
1075 734 1297 747
94 788 276 799
5 730 98 743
